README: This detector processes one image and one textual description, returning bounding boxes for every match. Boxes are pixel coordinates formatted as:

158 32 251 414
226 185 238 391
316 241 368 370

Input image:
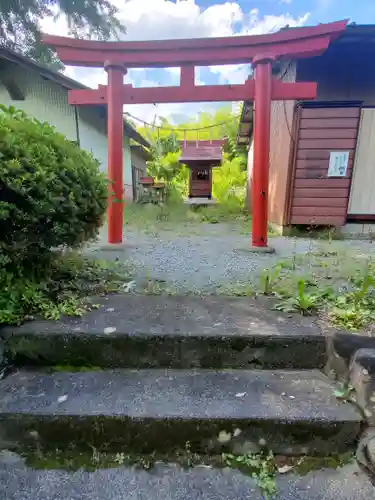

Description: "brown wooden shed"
238 24 375 236
286 101 361 227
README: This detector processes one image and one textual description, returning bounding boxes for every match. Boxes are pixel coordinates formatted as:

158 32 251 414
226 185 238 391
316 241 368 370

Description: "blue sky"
199 0 375 25
41 0 375 123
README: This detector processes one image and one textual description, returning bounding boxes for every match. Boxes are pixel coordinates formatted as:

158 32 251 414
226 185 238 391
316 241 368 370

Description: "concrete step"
1 451 374 500
3 295 326 370
0 369 361 455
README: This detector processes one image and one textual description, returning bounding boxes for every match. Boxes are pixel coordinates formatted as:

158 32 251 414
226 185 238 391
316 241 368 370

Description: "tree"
138 107 248 206
146 132 189 199
139 106 247 163
0 0 126 69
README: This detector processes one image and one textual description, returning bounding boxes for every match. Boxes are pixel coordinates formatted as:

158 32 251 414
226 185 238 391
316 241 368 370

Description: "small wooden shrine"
139 176 166 204
179 140 225 201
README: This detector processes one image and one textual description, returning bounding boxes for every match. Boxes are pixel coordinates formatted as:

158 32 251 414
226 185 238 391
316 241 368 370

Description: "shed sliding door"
348 108 375 215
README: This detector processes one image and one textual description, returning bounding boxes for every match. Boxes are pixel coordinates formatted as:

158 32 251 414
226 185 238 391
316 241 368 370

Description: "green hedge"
0 106 107 272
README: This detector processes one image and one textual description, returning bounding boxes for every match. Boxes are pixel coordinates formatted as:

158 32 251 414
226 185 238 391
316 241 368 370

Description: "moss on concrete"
22 447 354 475
6 331 326 370
49 365 102 373
292 452 354 475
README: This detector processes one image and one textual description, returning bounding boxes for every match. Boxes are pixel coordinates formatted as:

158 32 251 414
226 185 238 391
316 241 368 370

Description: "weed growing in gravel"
327 262 375 330
0 251 132 325
223 451 277 499
123 203 250 233
274 279 324 315
286 225 344 241
215 281 254 296
255 243 375 331
141 278 178 295
259 265 282 295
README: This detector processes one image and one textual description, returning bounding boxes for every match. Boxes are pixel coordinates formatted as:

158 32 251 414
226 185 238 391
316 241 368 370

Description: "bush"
0 106 107 273
212 155 247 214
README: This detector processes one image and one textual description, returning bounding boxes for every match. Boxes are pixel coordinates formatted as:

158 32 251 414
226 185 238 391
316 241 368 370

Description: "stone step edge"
0 369 362 457
4 331 326 370
0 451 373 500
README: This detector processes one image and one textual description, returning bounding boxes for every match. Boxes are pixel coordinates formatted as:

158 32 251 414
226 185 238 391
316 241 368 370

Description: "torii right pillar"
251 57 273 249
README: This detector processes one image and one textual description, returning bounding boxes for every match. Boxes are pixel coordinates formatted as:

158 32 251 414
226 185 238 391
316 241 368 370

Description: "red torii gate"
42 20 347 249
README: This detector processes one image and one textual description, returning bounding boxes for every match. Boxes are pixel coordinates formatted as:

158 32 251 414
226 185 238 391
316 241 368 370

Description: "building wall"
294 49 375 224
131 148 148 201
247 62 297 223
244 45 375 229
0 62 134 199
348 108 375 215
77 106 109 172
0 63 77 139
268 62 297 226
246 139 254 211
288 104 361 226
131 148 148 175
298 53 375 105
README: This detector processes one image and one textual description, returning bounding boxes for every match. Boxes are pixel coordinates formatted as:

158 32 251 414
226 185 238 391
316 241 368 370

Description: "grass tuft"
0 251 132 326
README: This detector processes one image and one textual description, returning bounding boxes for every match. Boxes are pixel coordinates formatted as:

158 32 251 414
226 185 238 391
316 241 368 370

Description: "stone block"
0 338 4 366
326 332 375 380
349 348 375 423
356 427 375 476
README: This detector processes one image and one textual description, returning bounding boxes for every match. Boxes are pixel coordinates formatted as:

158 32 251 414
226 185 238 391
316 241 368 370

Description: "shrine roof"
179 145 223 162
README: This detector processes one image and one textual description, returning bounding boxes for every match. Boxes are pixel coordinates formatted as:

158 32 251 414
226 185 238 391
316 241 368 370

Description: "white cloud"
209 8 310 84
243 8 309 36
41 1 310 123
110 0 243 40
209 63 251 85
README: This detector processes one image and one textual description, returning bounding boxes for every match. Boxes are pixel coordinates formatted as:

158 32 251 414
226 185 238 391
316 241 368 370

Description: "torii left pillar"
105 61 126 244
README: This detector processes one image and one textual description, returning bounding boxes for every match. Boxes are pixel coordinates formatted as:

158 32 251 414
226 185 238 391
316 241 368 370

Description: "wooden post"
252 59 272 248
105 61 126 244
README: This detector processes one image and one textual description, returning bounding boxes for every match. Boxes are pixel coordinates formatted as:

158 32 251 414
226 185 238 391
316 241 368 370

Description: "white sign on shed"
328 151 349 177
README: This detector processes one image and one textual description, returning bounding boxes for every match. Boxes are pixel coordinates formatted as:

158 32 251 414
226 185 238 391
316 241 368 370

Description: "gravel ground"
89 223 375 293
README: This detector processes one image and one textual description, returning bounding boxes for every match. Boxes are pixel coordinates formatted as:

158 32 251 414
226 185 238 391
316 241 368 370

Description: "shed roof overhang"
236 24 375 147
237 101 254 147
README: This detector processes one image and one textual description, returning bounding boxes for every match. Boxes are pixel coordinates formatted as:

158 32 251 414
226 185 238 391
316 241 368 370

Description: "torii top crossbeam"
43 20 347 68
42 20 348 249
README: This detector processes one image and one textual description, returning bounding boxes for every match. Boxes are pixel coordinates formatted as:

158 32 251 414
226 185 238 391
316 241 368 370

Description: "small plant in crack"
259 265 282 295
174 440 202 468
223 451 277 499
138 452 156 470
333 382 355 403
